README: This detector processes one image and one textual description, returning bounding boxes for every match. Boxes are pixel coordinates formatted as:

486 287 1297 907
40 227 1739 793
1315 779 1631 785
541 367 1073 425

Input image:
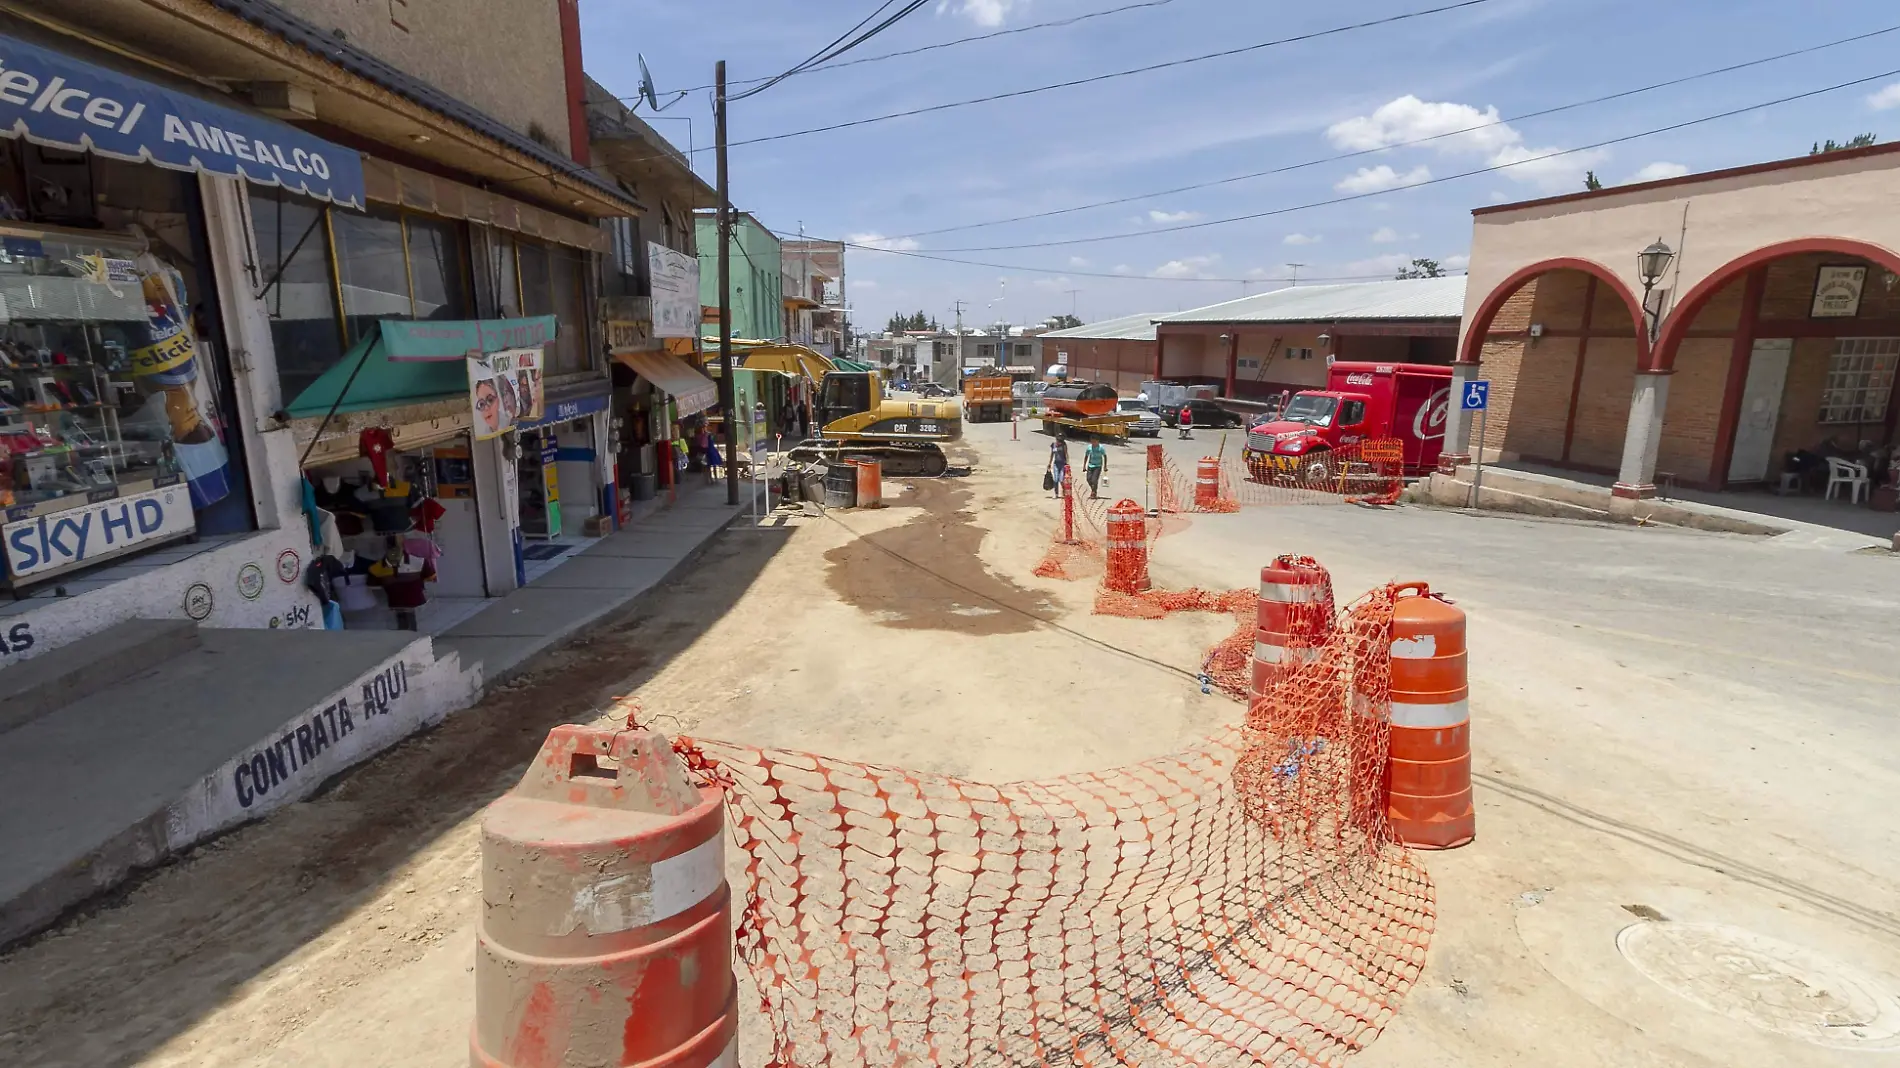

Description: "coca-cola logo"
1413 386 1450 441
1345 373 1375 386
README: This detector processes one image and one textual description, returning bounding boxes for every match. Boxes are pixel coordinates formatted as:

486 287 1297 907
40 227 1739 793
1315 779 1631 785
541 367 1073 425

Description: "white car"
1118 398 1163 437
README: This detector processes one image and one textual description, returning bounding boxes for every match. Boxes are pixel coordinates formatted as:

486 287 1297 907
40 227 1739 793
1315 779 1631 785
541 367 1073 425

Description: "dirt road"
0 443 1243 1068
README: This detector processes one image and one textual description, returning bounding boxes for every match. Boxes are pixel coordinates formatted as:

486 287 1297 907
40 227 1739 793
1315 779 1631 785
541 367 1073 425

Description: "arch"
1458 256 1649 367
1649 237 1900 373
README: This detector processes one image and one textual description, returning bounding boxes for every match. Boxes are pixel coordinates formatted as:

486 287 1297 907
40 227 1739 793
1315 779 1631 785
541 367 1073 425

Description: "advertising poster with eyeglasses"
468 348 544 440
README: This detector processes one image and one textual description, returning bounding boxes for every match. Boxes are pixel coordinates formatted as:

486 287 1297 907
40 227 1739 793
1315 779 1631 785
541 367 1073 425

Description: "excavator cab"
816 371 879 431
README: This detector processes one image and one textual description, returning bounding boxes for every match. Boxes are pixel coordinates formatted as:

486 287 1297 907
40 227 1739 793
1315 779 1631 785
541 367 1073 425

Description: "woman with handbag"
1045 436 1070 497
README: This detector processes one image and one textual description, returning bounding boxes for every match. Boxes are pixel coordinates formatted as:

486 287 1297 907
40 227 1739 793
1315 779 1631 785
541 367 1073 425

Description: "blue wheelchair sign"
1462 380 1491 410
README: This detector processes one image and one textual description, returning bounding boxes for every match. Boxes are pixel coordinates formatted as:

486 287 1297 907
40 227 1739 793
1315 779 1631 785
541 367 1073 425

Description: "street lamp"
1637 238 1674 341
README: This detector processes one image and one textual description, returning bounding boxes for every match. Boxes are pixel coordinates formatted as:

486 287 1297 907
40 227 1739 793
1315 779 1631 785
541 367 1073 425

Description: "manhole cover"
1617 921 1900 1049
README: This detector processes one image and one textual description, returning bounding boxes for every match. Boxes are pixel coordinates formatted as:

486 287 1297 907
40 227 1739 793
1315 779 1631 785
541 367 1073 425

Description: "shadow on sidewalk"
0 524 793 1068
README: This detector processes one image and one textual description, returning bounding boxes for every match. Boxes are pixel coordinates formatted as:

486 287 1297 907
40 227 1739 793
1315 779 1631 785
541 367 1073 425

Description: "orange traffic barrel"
1194 457 1221 507
472 725 736 1068
1385 582 1474 849
1104 498 1150 593
854 458 883 508
1250 555 1336 698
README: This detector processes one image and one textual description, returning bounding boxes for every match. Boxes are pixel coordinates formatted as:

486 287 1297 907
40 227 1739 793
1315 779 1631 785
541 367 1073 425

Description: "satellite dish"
637 53 659 111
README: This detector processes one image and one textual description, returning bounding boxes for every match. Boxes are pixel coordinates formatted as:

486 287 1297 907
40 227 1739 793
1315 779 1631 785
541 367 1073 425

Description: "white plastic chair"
1824 457 1871 504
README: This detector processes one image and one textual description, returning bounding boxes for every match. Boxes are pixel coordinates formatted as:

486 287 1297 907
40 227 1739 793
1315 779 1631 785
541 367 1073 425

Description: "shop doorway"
1728 338 1791 483
516 417 606 586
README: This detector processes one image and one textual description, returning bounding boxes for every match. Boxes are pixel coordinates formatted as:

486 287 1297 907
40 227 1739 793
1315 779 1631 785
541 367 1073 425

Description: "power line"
650 0 1183 97
836 239 1424 284
886 23 1900 240
918 63 1900 253
732 0 933 102
726 0 1499 148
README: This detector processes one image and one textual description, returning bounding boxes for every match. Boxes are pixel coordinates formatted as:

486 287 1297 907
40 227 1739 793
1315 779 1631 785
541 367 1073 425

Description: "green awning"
285 316 558 418
832 357 875 372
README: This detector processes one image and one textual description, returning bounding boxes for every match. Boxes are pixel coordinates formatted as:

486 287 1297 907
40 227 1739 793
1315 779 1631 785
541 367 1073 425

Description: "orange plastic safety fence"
1144 439 1406 513
682 585 1433 1068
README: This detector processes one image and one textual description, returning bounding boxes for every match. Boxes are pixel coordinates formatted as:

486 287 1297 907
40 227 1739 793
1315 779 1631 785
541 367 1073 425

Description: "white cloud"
1488 190 1512 203
1629 161 1689 183
1326 95 1520 156
939 0 1017 27
1336 164 1432 194
1148 209 1201 223
1868 83 1900 111
1370 227 1400 243
1328 93 1605 193
1112 264 1132 275
1443 254 1471 270
847 232 920 252
1152 254 1221 279
1283 233 1323 246
1067 256 1092 268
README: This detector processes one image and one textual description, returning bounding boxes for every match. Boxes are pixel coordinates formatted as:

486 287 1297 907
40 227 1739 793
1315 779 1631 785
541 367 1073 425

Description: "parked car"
915 382 952 398
1160 397 1245 429
1117 397 1163 437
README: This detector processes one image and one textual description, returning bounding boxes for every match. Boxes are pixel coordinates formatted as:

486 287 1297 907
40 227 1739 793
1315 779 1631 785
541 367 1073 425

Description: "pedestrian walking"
1046 436 1070 497
1083 439 1107 498
1178 404 1194 439
697 423 724 482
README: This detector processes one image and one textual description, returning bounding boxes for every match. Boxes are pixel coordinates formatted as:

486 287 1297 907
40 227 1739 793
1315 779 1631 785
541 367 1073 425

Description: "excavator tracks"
784 441 949 478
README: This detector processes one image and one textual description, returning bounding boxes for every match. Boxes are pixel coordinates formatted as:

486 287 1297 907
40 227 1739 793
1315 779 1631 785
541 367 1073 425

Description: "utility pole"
1063 288 1080 319
715 61 737 505
953 299 966 376
1286 263 1305 287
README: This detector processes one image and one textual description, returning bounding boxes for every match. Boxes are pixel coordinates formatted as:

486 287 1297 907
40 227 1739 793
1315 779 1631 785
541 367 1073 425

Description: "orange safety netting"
680 585 1433 1067
1147 439 1406 512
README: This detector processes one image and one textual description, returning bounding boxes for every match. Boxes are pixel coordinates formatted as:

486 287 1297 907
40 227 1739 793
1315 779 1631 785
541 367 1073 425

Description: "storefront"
287 316 563 630
609 347 718 511
1453 142 1900 511
0 33 363 599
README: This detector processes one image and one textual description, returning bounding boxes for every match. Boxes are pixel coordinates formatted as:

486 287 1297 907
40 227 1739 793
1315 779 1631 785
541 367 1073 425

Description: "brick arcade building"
1450 142 1900 503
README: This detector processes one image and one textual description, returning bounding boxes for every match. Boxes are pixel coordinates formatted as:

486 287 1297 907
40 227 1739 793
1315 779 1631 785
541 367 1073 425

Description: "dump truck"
962 374 1014 423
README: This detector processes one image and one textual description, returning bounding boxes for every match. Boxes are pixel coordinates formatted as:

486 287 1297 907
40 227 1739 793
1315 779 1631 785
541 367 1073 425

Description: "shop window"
601 216 645 300
406 215 472 321
252 187 344 402
519 240 593 376
332 205 412 343
1 152 255 584
1818 338 1899 424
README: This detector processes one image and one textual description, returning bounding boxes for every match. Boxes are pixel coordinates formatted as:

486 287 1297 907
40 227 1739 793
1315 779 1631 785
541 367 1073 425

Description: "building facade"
0 2 685 675
1153 278 1463 400
695 211 781 341
781 239 847 356
1451 143 1900 502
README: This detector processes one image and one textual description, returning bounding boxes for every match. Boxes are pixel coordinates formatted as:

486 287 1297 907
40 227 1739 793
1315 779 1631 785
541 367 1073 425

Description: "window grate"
1818 337 1899 424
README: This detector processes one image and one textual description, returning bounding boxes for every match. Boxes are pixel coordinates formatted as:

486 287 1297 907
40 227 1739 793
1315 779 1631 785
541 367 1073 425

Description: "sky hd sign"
0 36 365 208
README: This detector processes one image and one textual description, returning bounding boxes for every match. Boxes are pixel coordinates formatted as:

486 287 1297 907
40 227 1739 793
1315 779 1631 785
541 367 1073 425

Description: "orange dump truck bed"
962 376 1014 422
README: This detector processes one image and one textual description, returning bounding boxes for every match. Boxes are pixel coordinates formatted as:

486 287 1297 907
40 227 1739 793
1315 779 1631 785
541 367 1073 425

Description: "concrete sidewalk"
0 481 744 946
438 482 747 684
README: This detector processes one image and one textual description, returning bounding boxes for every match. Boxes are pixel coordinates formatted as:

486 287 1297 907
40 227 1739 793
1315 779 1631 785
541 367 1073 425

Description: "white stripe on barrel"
555 832 724 936
1260 582 1328 603
1389 698 1469 729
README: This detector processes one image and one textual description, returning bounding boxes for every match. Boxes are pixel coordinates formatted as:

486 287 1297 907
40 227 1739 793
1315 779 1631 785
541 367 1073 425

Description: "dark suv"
1161 397 1244 428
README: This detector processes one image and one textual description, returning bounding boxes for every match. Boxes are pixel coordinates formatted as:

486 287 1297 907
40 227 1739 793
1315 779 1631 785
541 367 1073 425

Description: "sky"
582 0 1900 332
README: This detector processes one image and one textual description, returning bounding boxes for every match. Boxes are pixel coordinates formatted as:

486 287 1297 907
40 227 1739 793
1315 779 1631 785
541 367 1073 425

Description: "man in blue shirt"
1083 440 1107 498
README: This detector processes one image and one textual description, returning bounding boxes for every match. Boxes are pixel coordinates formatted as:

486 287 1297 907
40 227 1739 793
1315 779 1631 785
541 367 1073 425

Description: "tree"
1045 313 1083 330
883 310 937 334
1395 258 1445 280
1583 170 1603 191
1812 133 1877 154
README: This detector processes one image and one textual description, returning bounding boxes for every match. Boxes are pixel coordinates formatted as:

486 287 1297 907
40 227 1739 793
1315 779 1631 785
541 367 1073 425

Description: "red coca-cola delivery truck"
1242 361 1452 482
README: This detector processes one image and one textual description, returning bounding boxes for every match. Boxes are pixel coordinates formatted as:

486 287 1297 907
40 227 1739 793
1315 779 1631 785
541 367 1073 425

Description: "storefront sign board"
2 482 194 582
647 242 701 338
0 37 365 208
1811 265 1866 318
468 347 544 440
517 389 609 429
606 319 653 353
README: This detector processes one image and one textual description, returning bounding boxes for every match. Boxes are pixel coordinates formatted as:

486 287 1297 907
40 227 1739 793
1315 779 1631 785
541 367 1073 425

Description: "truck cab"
1242 361 1452 482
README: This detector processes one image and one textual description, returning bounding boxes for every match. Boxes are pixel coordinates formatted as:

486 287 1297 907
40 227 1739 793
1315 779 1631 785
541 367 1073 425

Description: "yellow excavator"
719 343 962 477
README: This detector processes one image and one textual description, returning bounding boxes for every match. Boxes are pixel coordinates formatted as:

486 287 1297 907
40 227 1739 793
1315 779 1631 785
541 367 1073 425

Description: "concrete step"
0 627 481 947
0 619 202 737
1412 472 1613 522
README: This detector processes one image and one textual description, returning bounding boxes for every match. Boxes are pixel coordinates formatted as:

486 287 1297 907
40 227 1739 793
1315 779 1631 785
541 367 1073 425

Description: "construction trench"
4 426 1896 1068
